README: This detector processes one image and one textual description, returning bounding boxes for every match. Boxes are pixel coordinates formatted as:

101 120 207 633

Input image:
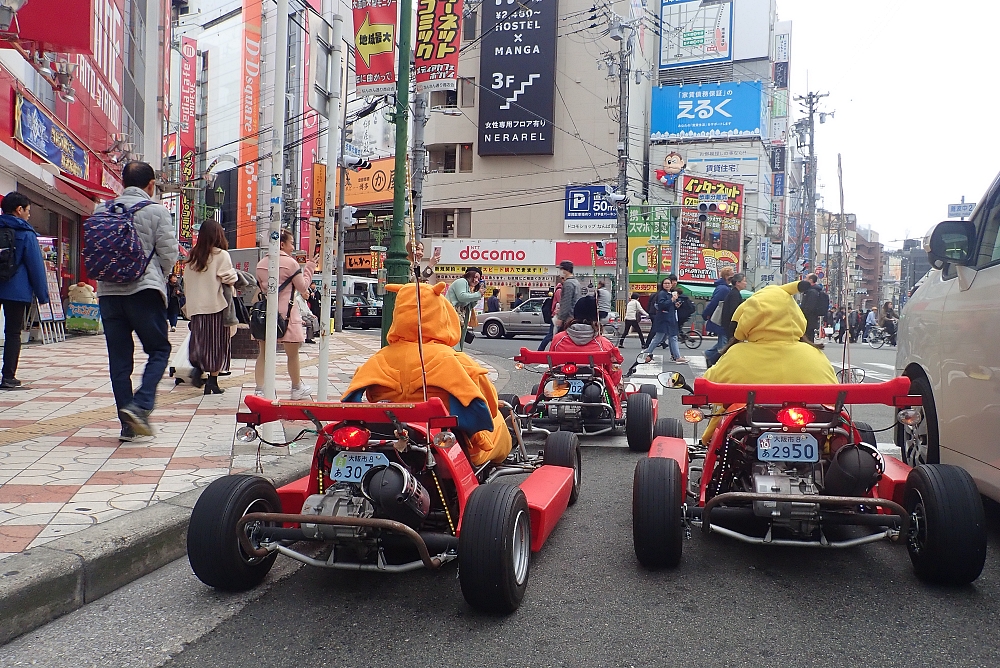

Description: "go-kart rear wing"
514 348 614 367
683 376 922 408
238 395 458 429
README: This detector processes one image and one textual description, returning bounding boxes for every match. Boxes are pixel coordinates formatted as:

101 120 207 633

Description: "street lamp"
0 0 29 32
366 211 375 227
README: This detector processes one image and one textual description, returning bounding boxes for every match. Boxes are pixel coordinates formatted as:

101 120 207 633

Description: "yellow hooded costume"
343 282 512 466
700 281 838 443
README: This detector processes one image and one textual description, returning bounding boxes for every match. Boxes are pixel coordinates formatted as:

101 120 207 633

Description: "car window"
523 300 543 313
975 192 1000 268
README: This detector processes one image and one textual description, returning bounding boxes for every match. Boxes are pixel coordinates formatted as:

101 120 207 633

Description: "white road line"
688 355 707 370
865 362 896 370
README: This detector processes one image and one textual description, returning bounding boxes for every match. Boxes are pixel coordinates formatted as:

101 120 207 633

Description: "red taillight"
562 363 578 375
777 406 815 428
355 307 361 316
331 425 370 448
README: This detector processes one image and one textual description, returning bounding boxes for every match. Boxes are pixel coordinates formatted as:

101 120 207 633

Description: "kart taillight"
332 425 370 448
777 406 815 429
562 363 578 375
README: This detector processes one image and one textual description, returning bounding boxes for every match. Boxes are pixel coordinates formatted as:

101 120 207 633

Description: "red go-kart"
511 348 659 451
187 395 580 613
632 374 987 585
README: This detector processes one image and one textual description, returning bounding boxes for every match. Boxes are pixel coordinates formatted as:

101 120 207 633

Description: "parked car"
479 297 549 338
896 171 1000 502
336 294 382 329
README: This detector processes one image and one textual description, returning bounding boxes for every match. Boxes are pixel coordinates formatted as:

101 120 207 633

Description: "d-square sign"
564 185 618 234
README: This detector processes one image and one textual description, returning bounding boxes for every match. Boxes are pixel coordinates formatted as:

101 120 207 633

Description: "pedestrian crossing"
830 361 895 382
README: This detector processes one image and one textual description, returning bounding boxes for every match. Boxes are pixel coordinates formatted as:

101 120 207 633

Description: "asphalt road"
6 446 1000 668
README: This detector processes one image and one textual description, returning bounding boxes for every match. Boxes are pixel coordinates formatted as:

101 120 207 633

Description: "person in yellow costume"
343 281 513 466
699 280 838 444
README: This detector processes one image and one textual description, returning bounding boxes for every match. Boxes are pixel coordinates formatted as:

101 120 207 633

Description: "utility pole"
611 16 631 305
412 92 428 242
334 55 350 334
793 91 827 277
837 153 846 309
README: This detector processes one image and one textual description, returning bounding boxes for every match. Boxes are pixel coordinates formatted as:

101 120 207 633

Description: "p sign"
564 185 617 234
568 189 591 212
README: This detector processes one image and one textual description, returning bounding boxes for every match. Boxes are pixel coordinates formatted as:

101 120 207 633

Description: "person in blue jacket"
0 192 49 389
701 266 734 369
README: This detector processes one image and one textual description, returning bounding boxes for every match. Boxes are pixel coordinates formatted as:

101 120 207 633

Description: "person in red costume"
550 295 624 392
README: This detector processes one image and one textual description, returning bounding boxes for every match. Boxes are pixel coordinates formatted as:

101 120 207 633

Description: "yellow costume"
343 282 513 466
700 281 838 444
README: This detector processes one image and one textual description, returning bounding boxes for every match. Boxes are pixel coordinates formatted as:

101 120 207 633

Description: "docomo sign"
462 247 525 262
434 239 555 266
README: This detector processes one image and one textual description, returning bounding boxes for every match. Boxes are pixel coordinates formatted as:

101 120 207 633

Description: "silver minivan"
896 174 1000 501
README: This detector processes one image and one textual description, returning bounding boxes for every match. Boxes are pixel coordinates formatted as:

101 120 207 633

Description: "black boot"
204 375 224 395
190 367 205 389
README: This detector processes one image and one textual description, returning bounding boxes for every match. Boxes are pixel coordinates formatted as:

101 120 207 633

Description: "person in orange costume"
342 281 513 466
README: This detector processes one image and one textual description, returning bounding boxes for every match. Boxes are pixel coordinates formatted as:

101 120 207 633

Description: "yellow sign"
355 13 395 68
311 162 327 218
346 253 372 271
436 265 548 275
335 157 395 207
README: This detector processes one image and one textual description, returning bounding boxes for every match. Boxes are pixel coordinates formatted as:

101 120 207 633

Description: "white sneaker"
290 383 312 400
253 387 264 396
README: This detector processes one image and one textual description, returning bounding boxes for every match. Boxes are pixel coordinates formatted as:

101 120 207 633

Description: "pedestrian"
94 162 178 439
881 301 898 345
798 273 828 342
618 292 647 349
537 278 562 351
596 279 612 323
182 220 237 395
254 230 317 399
406 240 438 283
166 273 183 331
848 307 860 343
702 266 734 368
445 266 483 351
486 288 501 313
720 273 747 339
833 306 847 343
553 260 581 331
512 294 524 309
0 192 49 390
864 306 878 341
641 277 688 364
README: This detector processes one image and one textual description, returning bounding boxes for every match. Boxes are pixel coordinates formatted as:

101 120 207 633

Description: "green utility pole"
380 0 413 346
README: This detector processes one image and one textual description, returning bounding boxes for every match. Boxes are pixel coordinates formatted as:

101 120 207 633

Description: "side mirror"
925 220 976 268
657 371 687 389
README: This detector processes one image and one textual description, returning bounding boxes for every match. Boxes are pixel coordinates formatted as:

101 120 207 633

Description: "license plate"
368 309 377 315
330 451 390 483
757 432 819 463
567 380 584 395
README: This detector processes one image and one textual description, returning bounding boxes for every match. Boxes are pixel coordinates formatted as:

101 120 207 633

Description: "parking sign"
564 185 618 234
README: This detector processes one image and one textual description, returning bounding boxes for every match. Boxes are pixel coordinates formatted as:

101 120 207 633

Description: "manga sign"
353 0 398 96
678 175 743 284
414 0 463 93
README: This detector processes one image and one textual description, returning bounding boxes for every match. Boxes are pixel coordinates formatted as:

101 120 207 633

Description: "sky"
776 0 999 250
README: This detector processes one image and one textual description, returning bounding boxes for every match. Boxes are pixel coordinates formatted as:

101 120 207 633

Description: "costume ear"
385 284 403 293
432 282 447 295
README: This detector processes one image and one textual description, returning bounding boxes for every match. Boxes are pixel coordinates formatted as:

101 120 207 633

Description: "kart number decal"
567 380 584 395
330 451 391 483
757 432 819 463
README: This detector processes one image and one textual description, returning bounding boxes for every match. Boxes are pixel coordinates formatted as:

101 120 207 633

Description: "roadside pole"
317 11 343 401
334 56 350 333
412 92 428 243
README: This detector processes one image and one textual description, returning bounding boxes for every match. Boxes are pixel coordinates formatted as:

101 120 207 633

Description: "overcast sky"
777 0 997 249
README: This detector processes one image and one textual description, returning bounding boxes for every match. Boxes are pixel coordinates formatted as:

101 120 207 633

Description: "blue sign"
773 172 785 197
564 186 617 234
14 94 88 180
947 202 976 218
651 82 764 140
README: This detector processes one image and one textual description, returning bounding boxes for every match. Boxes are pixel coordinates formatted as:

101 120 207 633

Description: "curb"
0 449 314 646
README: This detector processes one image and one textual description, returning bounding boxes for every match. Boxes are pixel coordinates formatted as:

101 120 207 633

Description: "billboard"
659 0 732 70
477 0 559 156
237 0 263 248
334 156 396 206
14 94 88 180
353 0 398 96
299 0 322 252
414 0 463 93
627 205 674 285
178 37 197 249
433 238 556 266
678 175 743 284
554 241 618 269
650 82 763 140
564 185 618 234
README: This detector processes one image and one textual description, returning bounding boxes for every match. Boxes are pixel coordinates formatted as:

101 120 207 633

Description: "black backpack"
817 289 830 315
541 297 553 324
0 227 17 282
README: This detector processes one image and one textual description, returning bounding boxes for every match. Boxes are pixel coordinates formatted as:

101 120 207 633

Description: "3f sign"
492 73 514 89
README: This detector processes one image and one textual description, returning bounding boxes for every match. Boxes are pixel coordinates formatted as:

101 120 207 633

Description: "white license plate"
368 309 377 315
568 380 584 395
757 432 819 463
330 451 390 483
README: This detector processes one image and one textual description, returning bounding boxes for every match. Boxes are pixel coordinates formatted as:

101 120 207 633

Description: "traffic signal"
342 205 359 228
341 156 372 171
595 241 605 257
698 202 718 223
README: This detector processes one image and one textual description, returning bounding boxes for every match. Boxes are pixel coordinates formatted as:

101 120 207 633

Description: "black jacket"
721 285 744 338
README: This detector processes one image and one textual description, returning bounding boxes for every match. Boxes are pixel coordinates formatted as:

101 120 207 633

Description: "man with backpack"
798 273 829 342
702 266 733 368
89 161 178 440
0 192 49 389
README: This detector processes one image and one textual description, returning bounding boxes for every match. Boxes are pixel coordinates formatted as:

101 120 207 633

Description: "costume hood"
732 281 807 343
566 323 597 345
386 282 460 347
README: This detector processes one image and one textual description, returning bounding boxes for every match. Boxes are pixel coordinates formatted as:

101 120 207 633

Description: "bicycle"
866 325 888 349
677 325 703 349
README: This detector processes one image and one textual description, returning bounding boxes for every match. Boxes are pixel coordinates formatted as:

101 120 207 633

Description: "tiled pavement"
0 325 498 560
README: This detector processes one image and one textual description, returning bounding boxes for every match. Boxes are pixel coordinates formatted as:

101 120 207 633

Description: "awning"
679 284 753 299
55 172 117 202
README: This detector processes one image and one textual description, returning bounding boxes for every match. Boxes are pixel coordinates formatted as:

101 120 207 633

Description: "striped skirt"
189 308 231 374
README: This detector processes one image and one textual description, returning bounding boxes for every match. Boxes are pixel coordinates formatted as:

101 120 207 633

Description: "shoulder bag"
249 268 302 341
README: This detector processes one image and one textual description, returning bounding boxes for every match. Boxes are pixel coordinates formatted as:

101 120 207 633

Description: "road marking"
688 355 707 370
865 362 896 370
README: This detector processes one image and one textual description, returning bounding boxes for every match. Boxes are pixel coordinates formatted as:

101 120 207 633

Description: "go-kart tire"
531 384 540 396
187 475 281 591
654 417 684 439
639 384 658 401
497 393 522 417
544 431 581 505
626 393 655 452
853 420 877 446
904 464 986 585
633 457 683 569
484 321 504 339
459 483 531 613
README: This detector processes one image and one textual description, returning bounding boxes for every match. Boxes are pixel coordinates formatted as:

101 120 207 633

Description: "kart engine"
750 462 823 534
300 487 373 541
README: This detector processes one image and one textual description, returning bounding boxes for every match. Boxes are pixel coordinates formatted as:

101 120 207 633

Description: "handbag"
709 302 724 326
249 269 301 341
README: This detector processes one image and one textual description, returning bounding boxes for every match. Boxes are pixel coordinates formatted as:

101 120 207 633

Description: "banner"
299 0 322 252
178 36 197 249
311 162 327 218
650 82 763 140
13 94 88 180
353 0 398 96
237 0 263 248
414 0 463 93
678 175 743 284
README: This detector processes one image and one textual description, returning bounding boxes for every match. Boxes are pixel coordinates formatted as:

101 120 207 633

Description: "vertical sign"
678 175 743 284
299 1 322 253
477 0 559 156
237 0 263 248
353 0 398 96
178 37 197 250
414 0 464 93
311 162 327 218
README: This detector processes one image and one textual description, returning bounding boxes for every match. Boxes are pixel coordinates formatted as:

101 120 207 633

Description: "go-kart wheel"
497 393 522 418
543 431 581 505
896 375 940 466
187 475 281 591
531 383 540 396
484 321 504 339
904 464 986 585
654 417 684 439
459 483 531 613
633 457 683 569
625 393 655 452
853 420 877 446
639 384 658 401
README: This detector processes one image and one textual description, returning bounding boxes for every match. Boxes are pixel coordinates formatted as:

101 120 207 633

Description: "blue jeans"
99 290 171 413
704 331 729 368
643 332 681 360
538 322 554 351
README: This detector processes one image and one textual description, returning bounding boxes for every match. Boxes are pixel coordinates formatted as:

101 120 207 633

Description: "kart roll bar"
688 376 921 407
238 395 457 428
515 348 614 367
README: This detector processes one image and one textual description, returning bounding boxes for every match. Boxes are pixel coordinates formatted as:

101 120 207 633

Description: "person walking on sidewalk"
254 230 317 399
640 277 688 364
96 162 178 439
799 273 828 342
596 279 612 324
166 273 183 331
537 278 562 351
702 266 733 368
720 273 747 338
183 220 237 395
554 261 581 332
618 292 647 349
0 192 49 390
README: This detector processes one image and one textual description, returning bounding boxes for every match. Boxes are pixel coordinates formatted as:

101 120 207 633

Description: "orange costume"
343 282 513 466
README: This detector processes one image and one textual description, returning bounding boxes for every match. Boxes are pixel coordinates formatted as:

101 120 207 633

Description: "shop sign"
433 239 556 266
335 157 395 206
179 36 197 250
346 253 372 271
414 0 463 93
436 265 548 275
298 0 322 252
564 186 618 234
14 94 88 180
238 0 263 248
311 162 327 217
554 241 618 269
678 175 743 284
353 0 398 96
627 205 674 277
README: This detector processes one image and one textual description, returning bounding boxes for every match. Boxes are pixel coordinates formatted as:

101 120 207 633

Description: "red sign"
178 37 197 249
414 0 463 93
353 0 398 96
554 241 618 269
237 0 263 248
678 175 743 284
298 0 322 253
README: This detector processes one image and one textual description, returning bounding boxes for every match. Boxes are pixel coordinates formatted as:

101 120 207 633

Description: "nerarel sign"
433 239 556 266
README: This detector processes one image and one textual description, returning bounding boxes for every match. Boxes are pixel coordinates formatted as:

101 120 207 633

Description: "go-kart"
511 348 659 451
187 395 581 613
632 374 987 585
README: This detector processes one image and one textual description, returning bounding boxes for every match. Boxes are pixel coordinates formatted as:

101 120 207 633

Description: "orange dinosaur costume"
343 282 513 466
